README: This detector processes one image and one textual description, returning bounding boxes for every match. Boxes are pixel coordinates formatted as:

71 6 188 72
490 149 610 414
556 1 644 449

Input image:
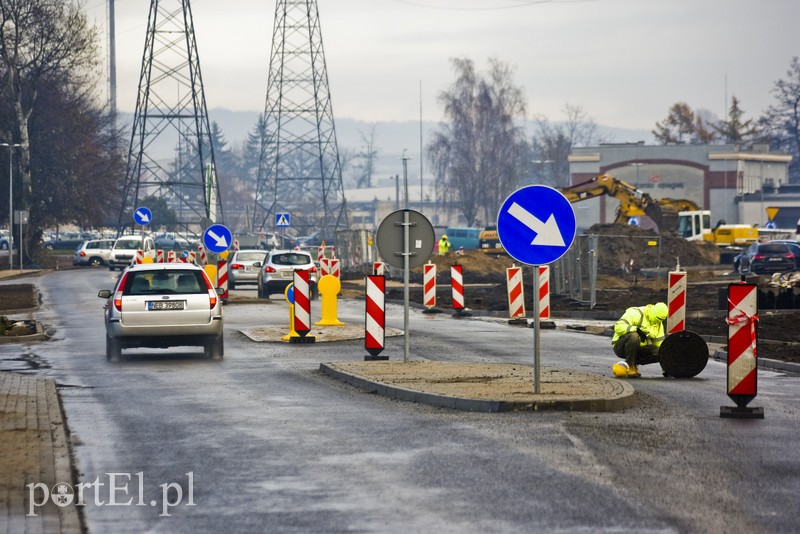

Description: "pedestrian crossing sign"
276 212 291 227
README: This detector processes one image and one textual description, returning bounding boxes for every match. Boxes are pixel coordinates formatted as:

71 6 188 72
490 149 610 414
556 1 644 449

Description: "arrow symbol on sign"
135 210 150 223
207 229 229 249
507 202 565 247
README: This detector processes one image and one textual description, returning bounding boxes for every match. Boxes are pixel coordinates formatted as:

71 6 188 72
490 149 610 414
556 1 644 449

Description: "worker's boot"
627 365 641 378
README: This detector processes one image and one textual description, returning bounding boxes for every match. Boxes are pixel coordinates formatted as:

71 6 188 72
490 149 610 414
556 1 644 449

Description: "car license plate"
768 257 782 262
282 271 293 279
147 300 185 311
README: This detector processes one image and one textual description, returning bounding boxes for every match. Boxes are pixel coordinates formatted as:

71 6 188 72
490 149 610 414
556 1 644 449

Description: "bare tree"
759 56 800 181
354 125 379 189
0 0 100 252
427 57 529 227
530 104 603 188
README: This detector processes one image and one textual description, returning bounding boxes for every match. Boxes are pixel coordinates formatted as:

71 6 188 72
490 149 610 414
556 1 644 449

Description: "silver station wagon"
98 263 224 361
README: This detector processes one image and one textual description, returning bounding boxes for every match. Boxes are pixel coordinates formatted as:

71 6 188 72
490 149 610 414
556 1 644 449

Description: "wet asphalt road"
6 268 800 533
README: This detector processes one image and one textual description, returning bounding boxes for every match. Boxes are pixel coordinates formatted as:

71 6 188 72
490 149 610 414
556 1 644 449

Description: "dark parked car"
738 242 796 275
768 240 800 269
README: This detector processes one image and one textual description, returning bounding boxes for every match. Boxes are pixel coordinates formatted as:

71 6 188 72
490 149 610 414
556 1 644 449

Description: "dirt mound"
411 250 516 283
587 224 720 273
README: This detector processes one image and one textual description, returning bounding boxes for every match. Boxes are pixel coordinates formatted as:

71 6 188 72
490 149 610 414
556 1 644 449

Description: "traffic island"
240 324 403 343
320 361 636 412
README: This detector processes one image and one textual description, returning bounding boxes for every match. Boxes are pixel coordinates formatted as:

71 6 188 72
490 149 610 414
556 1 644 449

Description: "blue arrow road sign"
276 213 291 227
497 185 576 265
133 207 152 226
203 224 232 253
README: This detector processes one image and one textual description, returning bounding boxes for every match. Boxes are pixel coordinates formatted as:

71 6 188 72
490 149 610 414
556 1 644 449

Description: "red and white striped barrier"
373 262 385 276
198 245 207 266
451 264 464 311
506 265 525 319
156 250 164 263
320 258 330 277
538 265 550 320
423 262 436 308
189 251 196 265
134 250 143 264
233 239 239 253
217 260 229 302
727 283 758 397
328 258 340 279
364 274 387 360
667 270 687 333
167 250 176 263
318 246 325 263
293 270 311 337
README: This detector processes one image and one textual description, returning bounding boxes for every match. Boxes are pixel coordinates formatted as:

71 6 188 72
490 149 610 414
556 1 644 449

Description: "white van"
109 235 156 271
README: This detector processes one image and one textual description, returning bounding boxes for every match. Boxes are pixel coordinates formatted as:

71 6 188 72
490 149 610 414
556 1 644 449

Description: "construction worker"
438 234 451 255
611 302 668 378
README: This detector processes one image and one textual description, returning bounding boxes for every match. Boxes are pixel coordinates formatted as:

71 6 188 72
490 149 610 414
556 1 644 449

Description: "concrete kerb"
319 362 637 413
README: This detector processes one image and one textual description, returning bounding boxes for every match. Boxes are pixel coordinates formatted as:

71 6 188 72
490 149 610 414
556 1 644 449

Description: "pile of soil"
0 284 37 312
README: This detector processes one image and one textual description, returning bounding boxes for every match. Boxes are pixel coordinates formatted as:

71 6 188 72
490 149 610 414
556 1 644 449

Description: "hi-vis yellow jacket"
611 305 666 348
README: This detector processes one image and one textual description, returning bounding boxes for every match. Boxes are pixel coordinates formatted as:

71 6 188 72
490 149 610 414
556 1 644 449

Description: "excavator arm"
561 174 664 228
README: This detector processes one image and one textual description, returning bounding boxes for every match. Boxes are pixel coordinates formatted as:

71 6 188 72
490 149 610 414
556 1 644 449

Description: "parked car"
97 263 223 361
108 235 156 271
228 249 267 289
256 249 318 299
0 235 8 250
738 241 796 275
73 239 116 267
42 238 85 251
768 240 800 269
153 232 193 251
444 226 481 251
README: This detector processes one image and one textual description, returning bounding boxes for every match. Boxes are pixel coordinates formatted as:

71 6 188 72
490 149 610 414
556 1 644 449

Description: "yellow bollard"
281 284 301 341
314 274 345 326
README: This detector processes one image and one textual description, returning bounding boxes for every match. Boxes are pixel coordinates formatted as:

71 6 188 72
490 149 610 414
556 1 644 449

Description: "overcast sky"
83 0 799 131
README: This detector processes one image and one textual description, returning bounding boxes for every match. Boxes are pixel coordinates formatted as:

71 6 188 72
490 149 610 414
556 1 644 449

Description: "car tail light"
114 272 129 311
201 271 217 309
265 266 276 273
309 265 317 273
753 253 765 260
786 253 795 260
231 263 244 270
80 251 86 257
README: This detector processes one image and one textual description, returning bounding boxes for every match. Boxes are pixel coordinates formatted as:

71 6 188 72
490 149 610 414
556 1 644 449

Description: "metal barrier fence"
551 234 664 308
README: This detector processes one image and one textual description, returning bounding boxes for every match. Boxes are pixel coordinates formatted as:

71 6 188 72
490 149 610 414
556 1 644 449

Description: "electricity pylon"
253 0 348 240
118 0 221 235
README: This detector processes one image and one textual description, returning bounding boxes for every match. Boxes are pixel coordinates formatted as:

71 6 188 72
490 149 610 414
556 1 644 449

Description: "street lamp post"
1 142 23 271
629 162 644 188
389 175 400 211
401 150 411 209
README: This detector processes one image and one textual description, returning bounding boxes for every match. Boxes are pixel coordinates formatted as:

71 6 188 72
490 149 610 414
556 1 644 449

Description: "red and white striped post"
506 265 525 319
451 264 465 315
233 239 240 253
217 259 229 303
667 270 687 333
134 250 143 264
292 269 313 340
156 250 164 263
189 251 197 265
317 245 325 264
320 258 330 277
373 262 385 276
198 245 207 266
167 250 176 263
423 262 436 309
538 265 550 320
364 274 388 360
328 258 340 279
721 283 763 418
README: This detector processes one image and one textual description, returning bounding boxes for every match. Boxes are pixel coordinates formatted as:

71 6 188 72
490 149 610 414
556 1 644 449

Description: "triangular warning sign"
277 214 289 227
766 207 779 221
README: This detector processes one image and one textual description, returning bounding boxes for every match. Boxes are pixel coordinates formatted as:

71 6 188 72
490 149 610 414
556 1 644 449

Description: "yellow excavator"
560 174 677 229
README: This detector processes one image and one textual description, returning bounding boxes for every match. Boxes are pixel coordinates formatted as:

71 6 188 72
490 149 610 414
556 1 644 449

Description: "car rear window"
124 271 206 295
759 244 789 254
236 251 267 262
271 253 311 266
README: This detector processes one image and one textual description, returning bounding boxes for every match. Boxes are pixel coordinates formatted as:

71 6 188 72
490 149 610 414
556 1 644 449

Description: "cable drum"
659 330 709 378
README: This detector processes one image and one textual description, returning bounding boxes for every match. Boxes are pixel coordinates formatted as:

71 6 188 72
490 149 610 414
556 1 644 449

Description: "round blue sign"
497 185 576 265
203 224 232 253
133 207 152 226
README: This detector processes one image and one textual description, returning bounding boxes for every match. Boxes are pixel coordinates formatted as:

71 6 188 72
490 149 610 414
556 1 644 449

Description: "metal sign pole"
532 265 541 393
403 209 410 363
